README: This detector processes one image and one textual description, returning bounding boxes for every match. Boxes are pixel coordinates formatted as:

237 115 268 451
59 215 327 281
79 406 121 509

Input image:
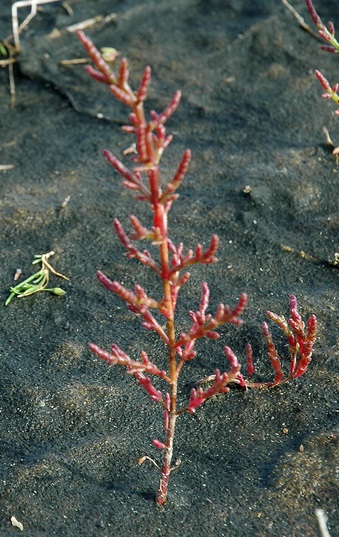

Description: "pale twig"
9 60 16 107
15 0 38 46
66 13 117 33
0 41 17 108
59 58 88 66
37 251 69 279
322 127 339 164
280 0 318 39
315 509 332 537
60 195 71 208
138 455 160 470
11 0 61 52
0 164 15 171
5 0 62 106
0 58 16 67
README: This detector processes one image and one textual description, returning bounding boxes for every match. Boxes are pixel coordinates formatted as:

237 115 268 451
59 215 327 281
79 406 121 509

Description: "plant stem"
156 323 177 505
152 179 178 504
156 387 177 505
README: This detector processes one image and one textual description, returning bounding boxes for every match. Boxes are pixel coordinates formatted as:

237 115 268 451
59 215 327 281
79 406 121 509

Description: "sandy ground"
0 0 338 535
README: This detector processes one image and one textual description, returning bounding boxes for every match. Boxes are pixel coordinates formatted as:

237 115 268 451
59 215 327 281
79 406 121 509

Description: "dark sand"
0 0 338 535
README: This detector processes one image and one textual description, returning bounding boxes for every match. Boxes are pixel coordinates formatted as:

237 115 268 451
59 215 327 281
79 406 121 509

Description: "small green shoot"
5 251 69 306
0 42 8 57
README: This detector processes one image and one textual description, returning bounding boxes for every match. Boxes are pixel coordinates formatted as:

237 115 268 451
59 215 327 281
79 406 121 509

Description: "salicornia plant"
305 1 339 133
77 30 317 505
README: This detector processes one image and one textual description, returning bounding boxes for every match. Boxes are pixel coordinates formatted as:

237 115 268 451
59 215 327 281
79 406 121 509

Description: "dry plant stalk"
77 30 317 505
11 0 62 52
0 0 62 106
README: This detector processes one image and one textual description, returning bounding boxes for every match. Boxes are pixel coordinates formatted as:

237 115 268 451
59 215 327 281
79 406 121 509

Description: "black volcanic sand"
0 1 338 535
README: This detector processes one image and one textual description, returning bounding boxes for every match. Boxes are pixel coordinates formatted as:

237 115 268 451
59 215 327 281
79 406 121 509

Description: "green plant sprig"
5 251 68 306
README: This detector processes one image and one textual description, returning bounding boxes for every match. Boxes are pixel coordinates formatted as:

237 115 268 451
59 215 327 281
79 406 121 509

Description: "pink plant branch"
184 347 247 414
175 284 247 349
97 271 159 310
261 321 284 384
246 295 317 387
133 372 164 403
96 271 169 343
77 30 180 176
185 369 235 414
204 296 317 390
90 343 171 409
160 149 192 203
113 218 160 273
304 1 339 116
315 70 339 112
103 149 151 200
167 234 219 277
150 90 182 127
246 343 255 377
89 343 170 383
305 0 339 53
128 215 152 240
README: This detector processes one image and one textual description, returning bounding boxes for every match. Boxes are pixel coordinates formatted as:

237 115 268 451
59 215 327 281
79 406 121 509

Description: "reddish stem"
155 204 177 505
